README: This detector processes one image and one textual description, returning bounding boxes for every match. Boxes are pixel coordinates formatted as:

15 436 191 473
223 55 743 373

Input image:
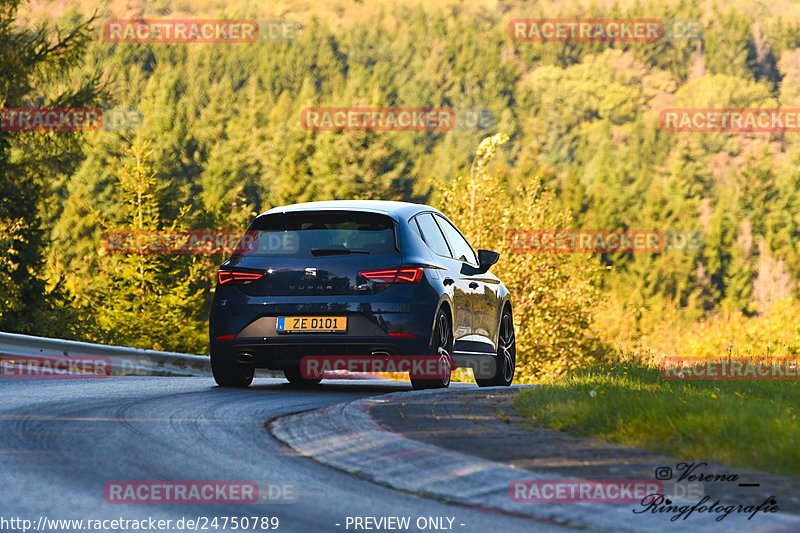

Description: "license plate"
276 316 347 333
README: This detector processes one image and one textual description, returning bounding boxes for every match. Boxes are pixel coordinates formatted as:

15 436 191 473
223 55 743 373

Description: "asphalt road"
0 377 566 533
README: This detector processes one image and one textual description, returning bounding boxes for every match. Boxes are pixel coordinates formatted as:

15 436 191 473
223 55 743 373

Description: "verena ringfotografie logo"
661 357 800 380
103 19 300 43
300 107 456 131
301 355 462 380
1 107 141 132
635 494 779 522
0 355 111 379
642 462 778 522
510 479 663 503
661 109 800 132
509 19 664 42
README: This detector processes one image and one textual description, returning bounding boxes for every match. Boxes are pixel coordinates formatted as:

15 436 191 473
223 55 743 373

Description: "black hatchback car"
209 200 515 390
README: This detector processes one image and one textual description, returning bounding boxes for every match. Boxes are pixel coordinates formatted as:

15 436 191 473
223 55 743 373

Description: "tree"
88 136 207 353
0 0 103 334
441 134 608 380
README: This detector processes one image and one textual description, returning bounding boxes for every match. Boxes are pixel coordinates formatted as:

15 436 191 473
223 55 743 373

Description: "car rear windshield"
234 211 398 257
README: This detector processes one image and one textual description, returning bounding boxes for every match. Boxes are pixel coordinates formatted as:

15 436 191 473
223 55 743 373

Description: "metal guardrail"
0 332 211 377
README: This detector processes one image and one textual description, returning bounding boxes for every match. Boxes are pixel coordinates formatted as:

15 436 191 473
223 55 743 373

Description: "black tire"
476 308 515 387
211 350 254 388
283 366 322 387
411 308 453 390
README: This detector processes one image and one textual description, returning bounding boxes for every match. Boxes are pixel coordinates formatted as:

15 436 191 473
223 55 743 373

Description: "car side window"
434 214 478 265
414 213 451 257
409 217 423 241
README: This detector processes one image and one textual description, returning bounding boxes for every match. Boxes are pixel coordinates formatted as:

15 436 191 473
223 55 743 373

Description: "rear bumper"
209 284 440 369
211 335 429 370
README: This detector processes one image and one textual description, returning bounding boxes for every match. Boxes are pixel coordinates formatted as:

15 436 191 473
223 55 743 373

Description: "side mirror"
477 249 500 273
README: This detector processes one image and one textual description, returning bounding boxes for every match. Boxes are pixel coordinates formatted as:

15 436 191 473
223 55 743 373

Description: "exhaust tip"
236 352 255 364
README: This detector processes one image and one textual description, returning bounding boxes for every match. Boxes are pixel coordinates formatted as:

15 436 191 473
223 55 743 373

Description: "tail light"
218 270 265 285
359 268 423 283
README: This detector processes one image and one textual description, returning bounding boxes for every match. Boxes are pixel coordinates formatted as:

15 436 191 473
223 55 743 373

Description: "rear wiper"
310 247 370 256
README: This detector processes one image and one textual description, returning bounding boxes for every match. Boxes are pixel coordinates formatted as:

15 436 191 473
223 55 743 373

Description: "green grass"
514 365 800 479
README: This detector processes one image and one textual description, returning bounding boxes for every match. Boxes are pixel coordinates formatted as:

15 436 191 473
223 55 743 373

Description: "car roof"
260 200 441 221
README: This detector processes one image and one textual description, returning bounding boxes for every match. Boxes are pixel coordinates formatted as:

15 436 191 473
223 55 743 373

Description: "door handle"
469 282 479 289
443 277 454 286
